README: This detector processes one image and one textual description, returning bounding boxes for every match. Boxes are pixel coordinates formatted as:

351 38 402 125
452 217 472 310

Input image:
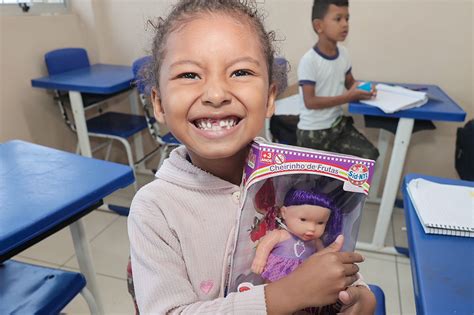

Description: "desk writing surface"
0 140 134 257
349 83 466 122
31 64 134 94
403 174 474 315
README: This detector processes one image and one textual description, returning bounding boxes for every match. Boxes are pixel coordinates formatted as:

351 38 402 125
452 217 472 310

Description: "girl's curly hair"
142 0 277 90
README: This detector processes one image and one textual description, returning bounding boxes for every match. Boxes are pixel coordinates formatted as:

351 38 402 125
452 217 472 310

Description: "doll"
251 188 342 282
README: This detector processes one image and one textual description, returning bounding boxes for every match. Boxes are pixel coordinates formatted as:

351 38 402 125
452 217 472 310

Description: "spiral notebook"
407 178 474 237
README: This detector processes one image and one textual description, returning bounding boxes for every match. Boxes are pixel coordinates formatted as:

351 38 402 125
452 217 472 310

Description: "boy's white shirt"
297 44 352 130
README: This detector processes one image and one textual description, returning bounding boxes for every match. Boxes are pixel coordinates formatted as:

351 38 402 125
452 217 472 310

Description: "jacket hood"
155 146 238 191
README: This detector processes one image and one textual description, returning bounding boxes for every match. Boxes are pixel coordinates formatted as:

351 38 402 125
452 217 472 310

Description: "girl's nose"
202 77 231 107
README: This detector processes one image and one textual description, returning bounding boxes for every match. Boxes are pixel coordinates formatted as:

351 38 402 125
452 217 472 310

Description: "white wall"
0 13 91 150
1 0 472 180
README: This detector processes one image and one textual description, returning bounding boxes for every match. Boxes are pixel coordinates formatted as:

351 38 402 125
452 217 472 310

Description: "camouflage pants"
296 116 379 160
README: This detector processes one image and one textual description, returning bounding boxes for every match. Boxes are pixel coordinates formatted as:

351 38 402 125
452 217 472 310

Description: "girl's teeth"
196 118 237 130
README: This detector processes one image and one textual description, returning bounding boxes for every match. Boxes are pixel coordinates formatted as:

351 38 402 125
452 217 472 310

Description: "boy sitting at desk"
297 0 379 161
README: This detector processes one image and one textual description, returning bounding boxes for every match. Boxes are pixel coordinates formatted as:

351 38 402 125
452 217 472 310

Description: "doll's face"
281 205 331 241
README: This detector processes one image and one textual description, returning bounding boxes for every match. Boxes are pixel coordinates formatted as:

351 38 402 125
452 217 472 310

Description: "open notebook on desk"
407 178 474 237
361 84 428 114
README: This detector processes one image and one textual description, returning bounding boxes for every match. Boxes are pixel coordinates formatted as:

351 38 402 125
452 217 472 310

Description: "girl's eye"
232 69 252 77
318 221 324 225
178 72 199 80
300 218 306 222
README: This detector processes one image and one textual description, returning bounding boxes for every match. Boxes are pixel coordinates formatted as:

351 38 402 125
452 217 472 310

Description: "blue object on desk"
0 260 87 315
0 140 134 260
403 174 474 315
357 81 372 92
350 83 466 122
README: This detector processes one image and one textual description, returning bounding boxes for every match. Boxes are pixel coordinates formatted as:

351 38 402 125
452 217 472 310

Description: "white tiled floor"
13 173 417 315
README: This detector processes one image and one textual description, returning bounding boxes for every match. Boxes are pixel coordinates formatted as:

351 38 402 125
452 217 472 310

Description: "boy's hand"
338 285 376 315
346 82 375 102
266 235 364 313
370 83 377 97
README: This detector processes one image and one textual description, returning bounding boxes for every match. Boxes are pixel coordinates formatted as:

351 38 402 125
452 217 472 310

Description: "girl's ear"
265 83 276 118
280 206 287 220
151 87 166 124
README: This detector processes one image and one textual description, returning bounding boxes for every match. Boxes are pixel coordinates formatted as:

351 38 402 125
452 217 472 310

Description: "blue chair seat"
369 284 387 315
0 260 86 315
87 112 148 138
58 91 127 108
162 132 180 145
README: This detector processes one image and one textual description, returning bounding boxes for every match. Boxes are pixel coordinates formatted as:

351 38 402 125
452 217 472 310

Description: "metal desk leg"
367 129 391 203
70 220 105 315
68 91 105 314
372 118 414 247
69 91 92 157
357 118 414 254
129 89 145 169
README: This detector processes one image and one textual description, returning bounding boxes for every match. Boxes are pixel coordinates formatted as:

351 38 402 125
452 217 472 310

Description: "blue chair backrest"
132 56 153 96
45 48 90 75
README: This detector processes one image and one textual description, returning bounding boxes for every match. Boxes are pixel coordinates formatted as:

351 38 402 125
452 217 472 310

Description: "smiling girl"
128 1 375 314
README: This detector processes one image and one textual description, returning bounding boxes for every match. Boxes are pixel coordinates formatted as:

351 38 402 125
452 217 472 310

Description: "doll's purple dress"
261 232 317 282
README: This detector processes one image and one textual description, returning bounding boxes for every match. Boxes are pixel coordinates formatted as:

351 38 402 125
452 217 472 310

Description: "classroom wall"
1 0 472 183
0 13 92 150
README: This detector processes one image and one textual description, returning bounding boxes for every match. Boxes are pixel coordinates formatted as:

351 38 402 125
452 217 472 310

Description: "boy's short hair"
311 0 349 21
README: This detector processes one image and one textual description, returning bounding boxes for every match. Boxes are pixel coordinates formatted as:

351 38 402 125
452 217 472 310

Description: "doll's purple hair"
283 188 343 246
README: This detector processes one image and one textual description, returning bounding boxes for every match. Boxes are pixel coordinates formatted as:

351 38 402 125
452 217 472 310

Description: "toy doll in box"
228 139 375 294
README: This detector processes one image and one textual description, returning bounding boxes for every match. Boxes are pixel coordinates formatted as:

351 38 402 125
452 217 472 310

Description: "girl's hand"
251 258 266 275
346 82 374 102
294 235 363 307
338 285 376 315
265 235 365 313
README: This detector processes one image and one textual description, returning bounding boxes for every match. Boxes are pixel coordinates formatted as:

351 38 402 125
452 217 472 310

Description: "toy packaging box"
227 138 375 304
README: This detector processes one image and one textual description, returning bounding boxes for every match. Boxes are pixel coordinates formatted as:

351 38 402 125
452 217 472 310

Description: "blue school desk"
0 140 134 314
402 174 474 315
349 83 466 254
31 63 142 162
